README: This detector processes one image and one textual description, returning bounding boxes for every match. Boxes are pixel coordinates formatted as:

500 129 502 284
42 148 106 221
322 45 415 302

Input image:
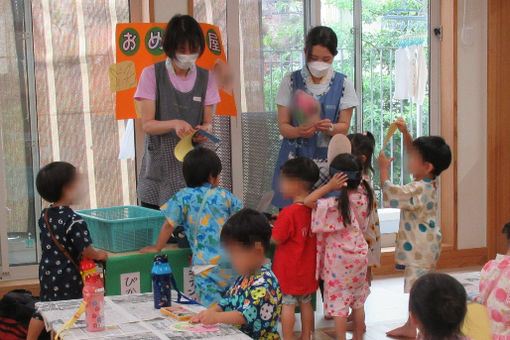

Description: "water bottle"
83 273 105 332
152 254 172 309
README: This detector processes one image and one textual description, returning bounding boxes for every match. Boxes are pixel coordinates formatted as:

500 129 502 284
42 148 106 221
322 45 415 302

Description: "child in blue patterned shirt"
140 147 242 307
192 209 282 340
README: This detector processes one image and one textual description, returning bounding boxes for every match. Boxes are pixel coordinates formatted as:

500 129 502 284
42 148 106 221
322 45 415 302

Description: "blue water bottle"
152 254 172 309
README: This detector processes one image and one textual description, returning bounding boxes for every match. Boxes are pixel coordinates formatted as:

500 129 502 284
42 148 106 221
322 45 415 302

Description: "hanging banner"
114 23 237 120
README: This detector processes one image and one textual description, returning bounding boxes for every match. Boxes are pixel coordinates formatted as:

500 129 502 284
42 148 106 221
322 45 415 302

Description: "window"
239 0 305 209
323 0 431 245
0 0 132 278
236 0 434 247
192 0 233 192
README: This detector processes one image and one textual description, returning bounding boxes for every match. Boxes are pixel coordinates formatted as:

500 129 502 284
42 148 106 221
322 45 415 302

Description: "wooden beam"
373 247 487 277
439 0 458 249
487 0 510 258
188 0 194 16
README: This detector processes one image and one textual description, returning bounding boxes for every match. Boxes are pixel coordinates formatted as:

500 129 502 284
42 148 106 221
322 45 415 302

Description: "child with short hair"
192 208 282 340
27 162 108 340
140 147 242 308
305 153 373 340
410 273 471 340
477 222 510 338
272 157 319 340
378 117 452 338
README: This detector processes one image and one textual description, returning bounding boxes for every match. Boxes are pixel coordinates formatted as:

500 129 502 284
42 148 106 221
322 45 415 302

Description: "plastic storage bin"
77 206 165 253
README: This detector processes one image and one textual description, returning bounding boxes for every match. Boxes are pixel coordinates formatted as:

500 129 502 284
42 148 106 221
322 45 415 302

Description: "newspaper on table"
36 292 250 340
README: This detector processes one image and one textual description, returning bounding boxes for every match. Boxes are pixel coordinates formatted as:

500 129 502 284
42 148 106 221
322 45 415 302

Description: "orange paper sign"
115 23 237 120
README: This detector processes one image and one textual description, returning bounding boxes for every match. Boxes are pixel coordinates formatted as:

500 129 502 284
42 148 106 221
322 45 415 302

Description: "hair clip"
329 168 362 180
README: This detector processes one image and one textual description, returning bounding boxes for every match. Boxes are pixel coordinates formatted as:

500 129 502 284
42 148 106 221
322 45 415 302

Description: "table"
36 292 250 340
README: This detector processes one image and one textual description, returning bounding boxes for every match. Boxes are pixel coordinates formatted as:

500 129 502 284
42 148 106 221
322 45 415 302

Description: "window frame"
0 0 40 280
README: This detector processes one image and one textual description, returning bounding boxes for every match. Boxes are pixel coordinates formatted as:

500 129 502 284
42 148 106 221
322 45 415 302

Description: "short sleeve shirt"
272 203 318 295
134 60 221 105
160 184 242 267
39 206 92 301
382 179 441 268
219 264 282 340
275 68 359 111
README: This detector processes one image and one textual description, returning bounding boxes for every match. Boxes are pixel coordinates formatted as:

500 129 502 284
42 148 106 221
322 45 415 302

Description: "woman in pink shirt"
134 15 220 209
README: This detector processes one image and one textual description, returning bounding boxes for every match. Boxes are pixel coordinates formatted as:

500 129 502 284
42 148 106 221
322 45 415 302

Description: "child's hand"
191 310 218 325
377 151 394 169
395 117 408 133
139 245 161 254
327 173 348 191
96 250 108 262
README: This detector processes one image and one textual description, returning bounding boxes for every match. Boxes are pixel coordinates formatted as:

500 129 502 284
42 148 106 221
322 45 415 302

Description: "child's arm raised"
304 173 348 208
82 246 108 262
396 117 413 150
377 151 394 188
140 220 174 253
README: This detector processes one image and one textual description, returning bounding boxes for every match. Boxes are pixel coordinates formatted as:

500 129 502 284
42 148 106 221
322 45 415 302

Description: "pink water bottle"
83 273 105 332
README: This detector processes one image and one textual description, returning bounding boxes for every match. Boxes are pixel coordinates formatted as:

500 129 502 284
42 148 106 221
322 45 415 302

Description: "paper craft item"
160 306 195 321
174 129 221 162
382 122 398 148
109 61 137 92
293 90 320 126
118 119 135 160
256 191 274 213
327 134 352 166
171 322 219 333
461 303 492 340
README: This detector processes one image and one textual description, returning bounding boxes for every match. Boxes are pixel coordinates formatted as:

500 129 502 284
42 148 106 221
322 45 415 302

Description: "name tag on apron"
193 96 202 102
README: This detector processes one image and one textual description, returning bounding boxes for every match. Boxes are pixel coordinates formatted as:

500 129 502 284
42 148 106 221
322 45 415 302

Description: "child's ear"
361 155 367 164
424 161 435 176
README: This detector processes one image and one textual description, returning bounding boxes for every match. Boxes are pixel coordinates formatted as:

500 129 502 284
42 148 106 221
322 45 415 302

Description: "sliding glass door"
323 0 431 246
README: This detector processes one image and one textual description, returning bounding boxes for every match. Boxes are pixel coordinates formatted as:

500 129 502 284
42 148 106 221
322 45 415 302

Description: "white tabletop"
36 292 250 340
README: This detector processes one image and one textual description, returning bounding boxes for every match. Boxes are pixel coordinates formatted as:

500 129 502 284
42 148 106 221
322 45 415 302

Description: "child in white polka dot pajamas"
377 117 452 339
27 162 108 340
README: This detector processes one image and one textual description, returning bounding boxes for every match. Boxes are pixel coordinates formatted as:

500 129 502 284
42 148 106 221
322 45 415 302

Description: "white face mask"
174 53 199 70
307 61 332 78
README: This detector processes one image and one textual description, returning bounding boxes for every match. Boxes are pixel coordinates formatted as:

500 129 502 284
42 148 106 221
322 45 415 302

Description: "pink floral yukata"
478 254 510 339
311 187 370 317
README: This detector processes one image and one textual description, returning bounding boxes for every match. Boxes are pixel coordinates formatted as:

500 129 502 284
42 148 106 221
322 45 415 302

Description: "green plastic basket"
77 206 165 253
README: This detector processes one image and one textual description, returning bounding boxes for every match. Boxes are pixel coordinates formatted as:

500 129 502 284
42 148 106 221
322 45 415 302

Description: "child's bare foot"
386 323 417 339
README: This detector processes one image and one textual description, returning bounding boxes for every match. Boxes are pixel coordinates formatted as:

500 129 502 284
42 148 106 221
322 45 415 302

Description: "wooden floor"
288 267 481 339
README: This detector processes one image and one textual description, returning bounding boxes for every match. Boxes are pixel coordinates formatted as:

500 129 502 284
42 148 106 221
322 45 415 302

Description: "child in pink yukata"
304 153 373 340
477 222 510 339
410 273 472 340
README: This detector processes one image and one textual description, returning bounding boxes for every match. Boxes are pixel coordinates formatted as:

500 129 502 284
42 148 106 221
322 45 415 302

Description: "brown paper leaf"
383 122 398 148
109 60 137 92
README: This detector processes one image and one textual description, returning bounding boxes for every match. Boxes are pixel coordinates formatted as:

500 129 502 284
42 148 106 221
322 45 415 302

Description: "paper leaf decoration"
382 122 398 148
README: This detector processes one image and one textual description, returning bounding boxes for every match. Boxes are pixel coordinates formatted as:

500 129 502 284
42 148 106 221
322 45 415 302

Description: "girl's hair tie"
329 168 362 181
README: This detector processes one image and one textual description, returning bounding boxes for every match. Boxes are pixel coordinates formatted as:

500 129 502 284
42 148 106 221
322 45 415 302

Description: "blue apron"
271 70 345 208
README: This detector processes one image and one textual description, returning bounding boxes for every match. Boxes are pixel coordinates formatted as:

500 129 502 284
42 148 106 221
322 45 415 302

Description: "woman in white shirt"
271 26 359 208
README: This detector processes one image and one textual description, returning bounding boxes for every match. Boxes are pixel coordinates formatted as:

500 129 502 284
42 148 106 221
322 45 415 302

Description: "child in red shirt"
272 157 320 340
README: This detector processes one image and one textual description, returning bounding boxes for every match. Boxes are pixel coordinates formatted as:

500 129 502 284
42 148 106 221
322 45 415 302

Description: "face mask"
174 53 199 70
307 61 332 78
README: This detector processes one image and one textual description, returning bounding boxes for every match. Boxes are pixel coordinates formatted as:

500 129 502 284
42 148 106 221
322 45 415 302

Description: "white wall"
456 0 487 249
153 0 188 22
